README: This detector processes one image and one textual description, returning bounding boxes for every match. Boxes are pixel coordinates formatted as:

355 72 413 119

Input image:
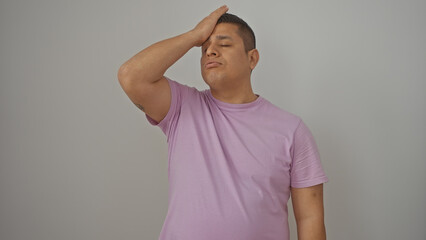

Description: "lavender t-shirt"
145 76 329 240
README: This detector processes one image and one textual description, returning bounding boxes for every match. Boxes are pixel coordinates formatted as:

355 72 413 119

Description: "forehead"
205 23 241 43
212 23 239 35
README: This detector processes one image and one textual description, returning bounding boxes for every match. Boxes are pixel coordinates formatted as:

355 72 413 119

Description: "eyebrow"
215 35 233 41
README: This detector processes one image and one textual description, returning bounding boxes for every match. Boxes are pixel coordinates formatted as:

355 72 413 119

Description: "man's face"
200 23 254 89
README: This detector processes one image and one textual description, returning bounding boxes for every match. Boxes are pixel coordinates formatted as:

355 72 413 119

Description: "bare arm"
117 31 197 85
116 5 228 122
291 183 326 240
117 5 229 85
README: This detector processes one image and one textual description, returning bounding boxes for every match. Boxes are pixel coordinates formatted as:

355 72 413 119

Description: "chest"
173 109 294 192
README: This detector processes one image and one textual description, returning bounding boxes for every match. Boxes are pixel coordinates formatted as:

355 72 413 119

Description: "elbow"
117 65 140 89
117 64 158 86
117 64 130 83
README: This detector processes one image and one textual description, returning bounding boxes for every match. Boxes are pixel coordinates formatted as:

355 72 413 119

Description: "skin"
291 184 327 240
199 23 260 104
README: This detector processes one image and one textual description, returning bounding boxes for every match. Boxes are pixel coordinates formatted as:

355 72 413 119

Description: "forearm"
296 217 326 240
118 30 198 84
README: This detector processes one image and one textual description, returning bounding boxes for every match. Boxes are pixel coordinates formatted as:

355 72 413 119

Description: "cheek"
231 54 248 69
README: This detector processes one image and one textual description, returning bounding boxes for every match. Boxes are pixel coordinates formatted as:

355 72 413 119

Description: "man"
118 5 328 240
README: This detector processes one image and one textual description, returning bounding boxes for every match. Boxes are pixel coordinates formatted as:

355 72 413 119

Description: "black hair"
216 13 256 52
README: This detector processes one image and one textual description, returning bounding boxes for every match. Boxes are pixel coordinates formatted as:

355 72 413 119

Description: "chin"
203 76 221 88
202 72 225 87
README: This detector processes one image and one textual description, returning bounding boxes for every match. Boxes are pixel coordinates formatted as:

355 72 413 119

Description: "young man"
118 5 328 240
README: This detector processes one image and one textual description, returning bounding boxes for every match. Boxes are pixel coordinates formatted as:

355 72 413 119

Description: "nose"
206 45 218 57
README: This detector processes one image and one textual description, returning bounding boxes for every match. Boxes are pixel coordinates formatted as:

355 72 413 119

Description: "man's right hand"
118 5 230 116
191 5 229 47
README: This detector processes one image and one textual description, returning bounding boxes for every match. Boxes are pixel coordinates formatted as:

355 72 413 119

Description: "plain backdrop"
1 0 425 239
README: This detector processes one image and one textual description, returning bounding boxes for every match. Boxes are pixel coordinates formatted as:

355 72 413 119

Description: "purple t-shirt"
145 76 328 240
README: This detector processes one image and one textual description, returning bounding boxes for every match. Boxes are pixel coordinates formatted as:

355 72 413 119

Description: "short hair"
216 13 256 53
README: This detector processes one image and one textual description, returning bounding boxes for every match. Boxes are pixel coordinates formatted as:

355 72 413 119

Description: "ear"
248 48 259 71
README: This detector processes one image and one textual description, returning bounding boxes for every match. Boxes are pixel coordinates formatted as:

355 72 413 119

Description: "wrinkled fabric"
145 76 328 240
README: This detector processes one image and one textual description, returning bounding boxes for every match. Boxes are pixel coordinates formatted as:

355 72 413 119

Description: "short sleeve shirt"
145 76 329 240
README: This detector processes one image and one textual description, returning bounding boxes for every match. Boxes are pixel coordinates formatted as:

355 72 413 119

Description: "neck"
210 81 258 104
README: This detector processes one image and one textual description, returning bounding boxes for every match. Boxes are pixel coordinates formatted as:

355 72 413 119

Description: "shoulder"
165 76 204 101
260 97 301 128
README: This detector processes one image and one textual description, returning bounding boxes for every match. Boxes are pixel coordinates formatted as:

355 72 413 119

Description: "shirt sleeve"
144 76 188 142
289 119 329 188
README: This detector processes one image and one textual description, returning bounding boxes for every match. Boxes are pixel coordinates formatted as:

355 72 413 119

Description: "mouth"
205 61 222 69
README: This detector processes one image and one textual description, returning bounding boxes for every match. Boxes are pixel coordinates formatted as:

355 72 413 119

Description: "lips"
205 61 221 69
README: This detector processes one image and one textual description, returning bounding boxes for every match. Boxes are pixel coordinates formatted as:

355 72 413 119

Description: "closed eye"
202 45 231 53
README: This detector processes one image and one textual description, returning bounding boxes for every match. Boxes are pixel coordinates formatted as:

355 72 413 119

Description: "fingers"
218 4 228 11
211 5 228 17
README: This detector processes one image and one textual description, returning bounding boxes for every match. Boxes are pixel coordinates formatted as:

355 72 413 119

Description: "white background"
1 0 425 239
